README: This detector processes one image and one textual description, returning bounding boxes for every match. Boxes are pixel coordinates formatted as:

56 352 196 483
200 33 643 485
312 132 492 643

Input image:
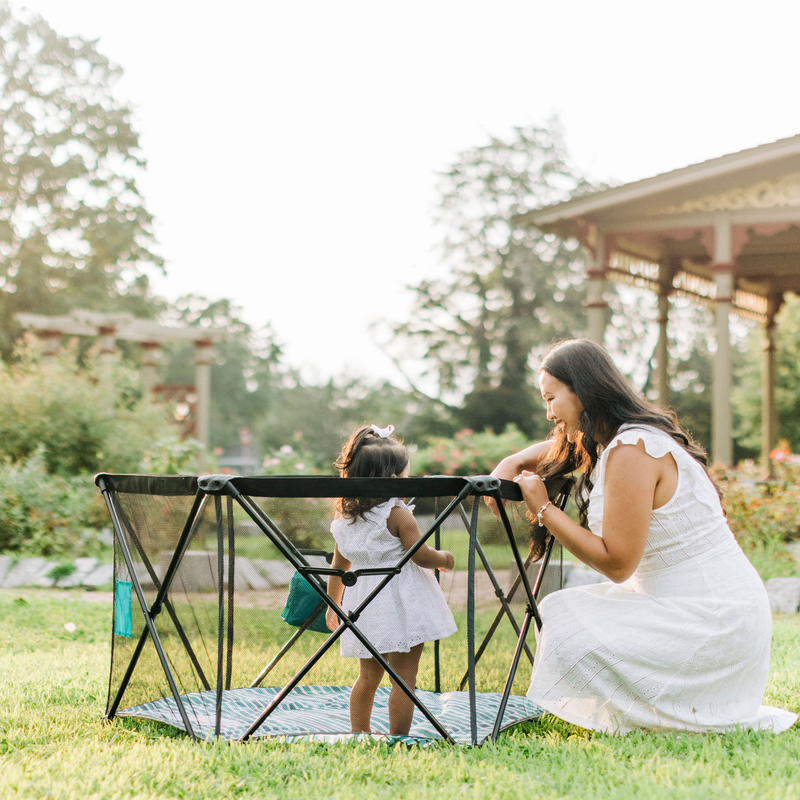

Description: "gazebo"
515 134 800 470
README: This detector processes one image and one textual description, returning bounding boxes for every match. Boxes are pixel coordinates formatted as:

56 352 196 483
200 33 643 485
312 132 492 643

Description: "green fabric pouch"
281 571 330 633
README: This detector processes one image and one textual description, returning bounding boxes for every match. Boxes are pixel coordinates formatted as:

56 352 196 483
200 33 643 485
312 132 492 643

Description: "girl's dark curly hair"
529 338 719 559
334 425 409 519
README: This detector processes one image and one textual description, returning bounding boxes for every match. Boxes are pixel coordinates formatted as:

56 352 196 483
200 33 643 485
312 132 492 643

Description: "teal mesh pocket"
114 579 133 638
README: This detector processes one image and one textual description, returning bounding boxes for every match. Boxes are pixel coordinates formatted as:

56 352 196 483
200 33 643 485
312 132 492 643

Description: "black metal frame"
96 472 573 745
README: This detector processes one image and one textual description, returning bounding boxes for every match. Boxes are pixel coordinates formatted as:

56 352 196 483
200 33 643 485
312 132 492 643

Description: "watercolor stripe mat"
117 685 545 745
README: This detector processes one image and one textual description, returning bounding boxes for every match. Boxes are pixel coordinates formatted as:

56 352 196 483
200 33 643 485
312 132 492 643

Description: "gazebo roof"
517 133 800 232
515 134 800 316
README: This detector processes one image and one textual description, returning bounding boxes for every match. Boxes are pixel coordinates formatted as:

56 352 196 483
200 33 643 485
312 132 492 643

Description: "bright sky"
13 0 800 386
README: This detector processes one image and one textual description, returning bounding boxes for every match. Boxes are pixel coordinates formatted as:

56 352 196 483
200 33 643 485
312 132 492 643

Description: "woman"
490 338 796 734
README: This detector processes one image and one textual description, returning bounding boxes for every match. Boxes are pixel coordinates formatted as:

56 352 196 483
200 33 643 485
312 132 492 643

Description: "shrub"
411 426 530 476
257 443 335 549
0 339 203 556
0 448 107 557
260 442 326 476
714 456 800 580
0 337 196 477
139 436 205 475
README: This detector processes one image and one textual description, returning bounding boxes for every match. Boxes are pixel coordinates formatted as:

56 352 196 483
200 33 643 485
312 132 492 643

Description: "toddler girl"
326 424 457 735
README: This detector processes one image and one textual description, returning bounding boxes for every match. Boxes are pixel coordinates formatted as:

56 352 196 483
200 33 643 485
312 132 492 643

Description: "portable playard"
96 472 573 745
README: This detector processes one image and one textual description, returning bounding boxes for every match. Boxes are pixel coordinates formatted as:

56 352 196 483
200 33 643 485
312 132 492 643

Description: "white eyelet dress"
331 498 458 658
527 424 798 734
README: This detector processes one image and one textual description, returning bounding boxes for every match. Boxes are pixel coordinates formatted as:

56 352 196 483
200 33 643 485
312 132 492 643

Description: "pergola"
15 310 227 449
515 134 800 470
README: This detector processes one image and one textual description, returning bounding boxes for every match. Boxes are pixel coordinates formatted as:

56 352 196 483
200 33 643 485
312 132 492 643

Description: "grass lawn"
1 591 799 800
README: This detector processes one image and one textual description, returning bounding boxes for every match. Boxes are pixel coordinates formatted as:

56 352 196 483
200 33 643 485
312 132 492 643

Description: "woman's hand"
326 607 339 632
485 441 554 517
513 470 550 516
485 458 521 517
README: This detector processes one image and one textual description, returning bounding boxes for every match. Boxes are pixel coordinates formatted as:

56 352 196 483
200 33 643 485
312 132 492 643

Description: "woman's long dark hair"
334 425 409 519
531 338 717 557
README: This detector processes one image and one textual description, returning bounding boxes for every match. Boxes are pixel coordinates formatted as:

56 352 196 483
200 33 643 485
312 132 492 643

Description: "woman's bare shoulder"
604 438 666 475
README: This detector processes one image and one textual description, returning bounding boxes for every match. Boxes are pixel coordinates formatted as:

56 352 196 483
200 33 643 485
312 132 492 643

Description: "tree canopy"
0 2 163 357
384 120 599 437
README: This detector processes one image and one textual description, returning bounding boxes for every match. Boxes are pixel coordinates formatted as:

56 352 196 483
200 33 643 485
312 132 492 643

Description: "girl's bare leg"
385 643 424 735
350 657 384 732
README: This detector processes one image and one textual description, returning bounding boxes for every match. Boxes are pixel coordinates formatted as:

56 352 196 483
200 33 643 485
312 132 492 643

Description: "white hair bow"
370 424 395 438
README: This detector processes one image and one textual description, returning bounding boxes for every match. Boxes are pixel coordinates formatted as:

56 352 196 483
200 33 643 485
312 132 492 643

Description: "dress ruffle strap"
604 426 678 462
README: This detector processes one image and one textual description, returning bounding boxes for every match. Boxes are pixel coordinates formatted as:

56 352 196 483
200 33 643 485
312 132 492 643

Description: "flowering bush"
260 442 325 476
713 455 800 580
411 426 530 477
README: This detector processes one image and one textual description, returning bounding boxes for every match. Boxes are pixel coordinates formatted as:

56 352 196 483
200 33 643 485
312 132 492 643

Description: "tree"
0 3 163 358
383 119 598 438
256 374 452 471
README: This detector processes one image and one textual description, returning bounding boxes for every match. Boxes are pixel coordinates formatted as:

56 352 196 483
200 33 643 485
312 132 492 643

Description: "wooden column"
711 218 734 466
761 291 782 478
585 233 607 344
193 339 213 450
655 260 674 408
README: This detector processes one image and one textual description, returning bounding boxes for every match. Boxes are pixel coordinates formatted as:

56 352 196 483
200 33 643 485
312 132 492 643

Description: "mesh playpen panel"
98 474 570 744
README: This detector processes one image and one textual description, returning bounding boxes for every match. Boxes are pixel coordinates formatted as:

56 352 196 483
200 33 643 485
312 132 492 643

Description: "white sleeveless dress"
527 424 797 734
331 498 457 658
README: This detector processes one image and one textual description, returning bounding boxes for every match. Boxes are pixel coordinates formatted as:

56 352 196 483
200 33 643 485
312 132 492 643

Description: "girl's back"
330 497 457 659
332 499 408 567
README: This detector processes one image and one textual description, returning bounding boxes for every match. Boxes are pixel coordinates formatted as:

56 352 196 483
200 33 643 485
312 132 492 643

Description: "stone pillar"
140 342 162 396
585 234 607 344
193 339 213 450
761 292 782 479
655 261 673 408
711 218 734 466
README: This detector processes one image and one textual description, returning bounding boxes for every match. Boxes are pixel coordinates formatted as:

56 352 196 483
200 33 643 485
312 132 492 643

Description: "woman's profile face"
539 370 585 443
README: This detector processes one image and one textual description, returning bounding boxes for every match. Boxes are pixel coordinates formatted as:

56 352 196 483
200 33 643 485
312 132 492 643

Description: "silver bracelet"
537 500 553 527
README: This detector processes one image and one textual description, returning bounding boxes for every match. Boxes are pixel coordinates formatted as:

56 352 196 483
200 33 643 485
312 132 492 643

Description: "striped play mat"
117 685 545 745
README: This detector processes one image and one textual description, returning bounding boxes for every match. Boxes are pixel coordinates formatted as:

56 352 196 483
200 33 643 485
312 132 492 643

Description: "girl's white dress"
528 424 798 734
331 498 457 658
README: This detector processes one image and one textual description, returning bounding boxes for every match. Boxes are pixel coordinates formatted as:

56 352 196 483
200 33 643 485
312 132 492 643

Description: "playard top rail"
94 473 571 501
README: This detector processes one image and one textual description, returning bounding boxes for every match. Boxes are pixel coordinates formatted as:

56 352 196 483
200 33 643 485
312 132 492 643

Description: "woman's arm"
514 441 670 583
491 440 554 481
325 543 351 631
486 440 554 516
388 506 455 572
